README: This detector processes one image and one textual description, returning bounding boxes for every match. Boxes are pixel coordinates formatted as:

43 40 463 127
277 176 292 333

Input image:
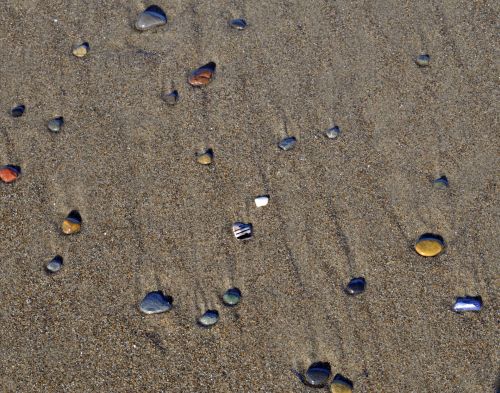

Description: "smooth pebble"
222 288 242 306
414 233 445 257
254 195 269 207
229 18 247 30
188 62 216 86
161 90 179 105
453 296 482 312
330 374 354 393
416 54 430 67
72 42 89 57
198 310 219 327
326 125 341 139
46 255 63 273
135 5 167 31
62 210 82 235
278 136 296 151
433 176 449 189
232 222 253 240
48 117 64 133
304 362 331 387
345 277 366 295
0 165 21 183
196 148 214 165
140 291 173 314
10 104 25 117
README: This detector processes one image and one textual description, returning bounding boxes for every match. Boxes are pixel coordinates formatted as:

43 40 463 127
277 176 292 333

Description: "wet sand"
0 1 498 392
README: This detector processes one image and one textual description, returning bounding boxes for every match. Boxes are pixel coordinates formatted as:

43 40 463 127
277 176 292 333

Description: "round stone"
72 42 90 57
198 310 219 327
10 104 25 117
304 362 331 387
229 18 247 30
433 176 449 189
222 288 242 306
161 90 179 105
135 5 167 31
326 125 341 139
188 62 216 86
415 233 445 257
140 291 173 314
62 210 82 235
196 148 213 165
345 277 366 295
330 374 353 393
48 117 64 133
46 255 63 273
0 165 21 183
278 136 297 151
416 54 430 67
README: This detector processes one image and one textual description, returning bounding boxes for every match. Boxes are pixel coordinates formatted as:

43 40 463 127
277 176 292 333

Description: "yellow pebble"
330 381 353 393
196 149 213 165
62 219 81 235
415 235 444 257
72 43 89 58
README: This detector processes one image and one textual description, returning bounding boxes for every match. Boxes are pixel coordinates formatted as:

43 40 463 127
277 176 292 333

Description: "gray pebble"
433 176 449 189
139 291 173 314
222 288 242 306
416 54 430 67
46 255 63 273
304 362 331 387
10 104 25 118
326 125 341 139
161 90 179 105
345 277 366 295
135 5 167 31
229 18 247 30
278 136 296 151
198 310 219 327
453 296 482 312
48 117 64 133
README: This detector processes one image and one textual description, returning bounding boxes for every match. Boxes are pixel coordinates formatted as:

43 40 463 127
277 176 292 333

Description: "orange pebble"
0 165 20 183
188 62 216 86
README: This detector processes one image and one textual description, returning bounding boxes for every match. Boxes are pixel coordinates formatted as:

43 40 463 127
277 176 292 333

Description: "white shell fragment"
232 222 253 240
254 195 269 207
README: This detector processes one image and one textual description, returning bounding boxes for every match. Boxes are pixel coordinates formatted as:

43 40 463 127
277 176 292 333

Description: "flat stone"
0 165 21 183
72 42 90 57
453 296 482 312
10 104 25 117
305 362 331 387
229 18 247 30
345 277 366 295
135 5 167 31
188 62 216 86
62 210 82 235
232 222 253 240
415 233 445 257
198 310 219 327
255 195 269 207
326 126 341 139
330 374 354 393
161 90 179 105
196 148 213 165
140 291 173 314
278 136 296 151
433 176 449 189
46 255 63 273
416 54 430 67
222 288 242 306
48 117 64 133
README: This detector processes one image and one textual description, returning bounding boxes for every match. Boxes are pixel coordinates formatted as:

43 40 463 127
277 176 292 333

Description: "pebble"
229 18 247 30
46 255 63 273
453 296 482 312
232 222 253 240
330 374 354 393
0 165 21 183
304 362 331 387
135 5 167 31
161 90 179 105
433 176 449 189
196 148 214 165
416 54 430 67
254 195 269 207
188 62 216 86
278 136 296 151
414 233 445 257
48 117 64 133
139 291 173 314
72 42 89 57
326 126 341 139
198 310 219 327
62 210 82 235
345 277 366 295
10 104 25 117
222 288 242 306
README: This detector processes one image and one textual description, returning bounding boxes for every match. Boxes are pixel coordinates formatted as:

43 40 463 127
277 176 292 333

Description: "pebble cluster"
1 3 486 390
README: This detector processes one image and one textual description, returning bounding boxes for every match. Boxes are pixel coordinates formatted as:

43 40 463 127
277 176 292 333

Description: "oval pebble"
188 62 216 87
433 176 449 189
222 288 242 306
453 296 482 312
135 5 167 31
278 136 296 151
198 310 219 327
330 374 353 393
10 104 25 118
345 277 366 295
415 233 445 257
196 148 214 165
232 222 253 240
48 117 64 133
304 362 331 387
62 210 82 235
416 54 430 67
140 291 173 314
229 18 247 30
255 195 269 207
46 255 63 273
326 126 341 139
161 90 179 105
0 165 21 183
72 42 90 57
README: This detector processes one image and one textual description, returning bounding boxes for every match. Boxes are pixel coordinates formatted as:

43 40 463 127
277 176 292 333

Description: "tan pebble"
72 42 89 57
415 234 445 257
330 381 353 393
62 219 81 235
196 149 213 165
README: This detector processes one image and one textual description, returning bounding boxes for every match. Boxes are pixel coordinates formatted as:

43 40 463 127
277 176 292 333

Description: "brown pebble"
188 62 216 86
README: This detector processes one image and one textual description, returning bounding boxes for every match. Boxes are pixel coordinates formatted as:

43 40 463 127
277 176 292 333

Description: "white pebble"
255 195 269 207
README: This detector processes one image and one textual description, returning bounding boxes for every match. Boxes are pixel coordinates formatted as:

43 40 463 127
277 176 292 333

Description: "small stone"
222 288 242 306
188 62 216 86
161 90 179 105
415 233 445 257
135 5 167 31
62 210 82 235
345 277 366 295
433 176 449 189
278 136 296 151
72 42 89 57
48 117 64 133
453 296 482 312
0 165 21 183
46 255 63 273
198 310 219 327
330 374 354 393
140 291 173 314
196 148 214 165
416 54 430 67
254 195 269 207
232 222 253 240
304 362 331 387
326 125 341 139
229 18 247 30
10 104 25 117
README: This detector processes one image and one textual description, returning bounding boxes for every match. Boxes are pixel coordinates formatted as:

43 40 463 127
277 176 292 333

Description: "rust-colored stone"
188 62 216 86
0 165 20 183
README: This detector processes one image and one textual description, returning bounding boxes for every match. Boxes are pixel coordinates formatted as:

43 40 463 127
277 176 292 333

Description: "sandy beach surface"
0 1 498 392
